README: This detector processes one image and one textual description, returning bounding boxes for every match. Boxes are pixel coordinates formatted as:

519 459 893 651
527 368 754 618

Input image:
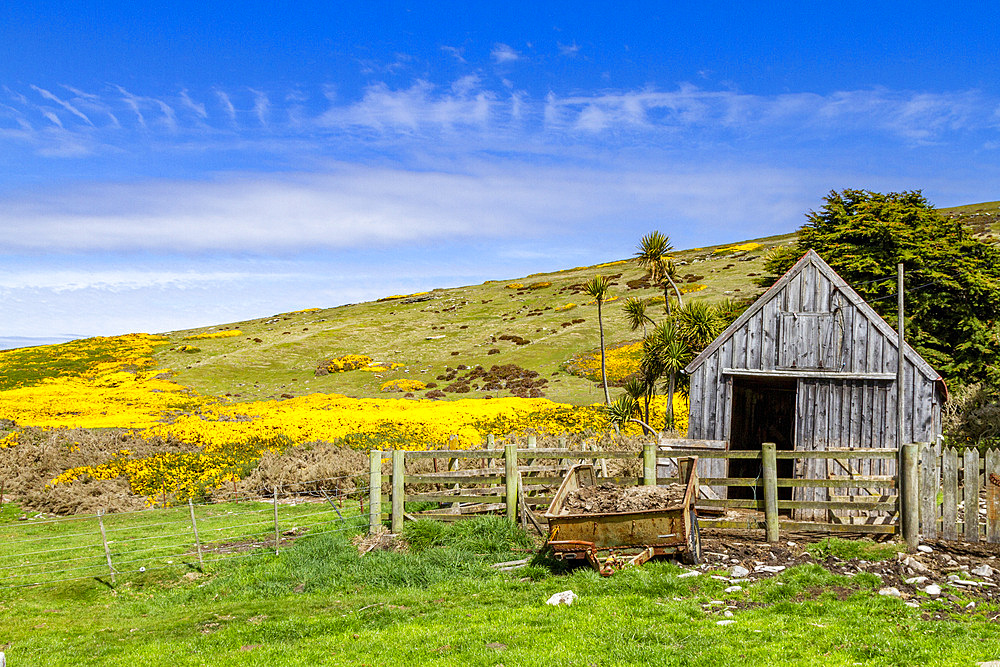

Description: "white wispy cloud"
249 88 269 126
216 89 237 123
31 85 94 126
491 43 521 63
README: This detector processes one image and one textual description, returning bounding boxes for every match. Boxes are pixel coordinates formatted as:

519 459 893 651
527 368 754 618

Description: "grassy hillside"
154 199 998 406
155 237 788 405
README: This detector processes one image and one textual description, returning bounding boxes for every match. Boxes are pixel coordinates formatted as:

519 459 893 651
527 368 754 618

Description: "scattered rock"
724 586 743 593
972 564 994 578
730 565 750 578
546 590 577 606
878 587 902 598
924 584 942 596
716 620 736 626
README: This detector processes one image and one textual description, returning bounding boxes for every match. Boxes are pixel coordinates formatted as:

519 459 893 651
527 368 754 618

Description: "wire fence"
0 474 370 589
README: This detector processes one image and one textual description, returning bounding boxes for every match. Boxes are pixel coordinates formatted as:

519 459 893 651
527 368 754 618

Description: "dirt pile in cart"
560 482 687 514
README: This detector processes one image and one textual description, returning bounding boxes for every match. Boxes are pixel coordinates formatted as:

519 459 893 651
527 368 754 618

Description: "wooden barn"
682 249 947 517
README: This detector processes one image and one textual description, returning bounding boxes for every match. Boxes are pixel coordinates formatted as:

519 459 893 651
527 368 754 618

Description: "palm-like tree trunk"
666 372 676 429
597 300 610 405
667 276 684 310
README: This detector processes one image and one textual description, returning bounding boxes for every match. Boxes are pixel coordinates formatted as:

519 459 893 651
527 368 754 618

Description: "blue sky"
1 1 998 343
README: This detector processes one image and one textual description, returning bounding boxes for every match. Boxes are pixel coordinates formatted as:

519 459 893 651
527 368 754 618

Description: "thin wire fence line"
1 519 363 588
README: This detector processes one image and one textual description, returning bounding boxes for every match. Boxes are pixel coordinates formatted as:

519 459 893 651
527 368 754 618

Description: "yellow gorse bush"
321 354 373 373
555 303 576 312
568 342 643 383
184 330 242 340
380 379 427 392
714 242 762 254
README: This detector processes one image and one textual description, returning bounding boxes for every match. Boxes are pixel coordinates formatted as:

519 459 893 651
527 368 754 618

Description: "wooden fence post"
391 450 405 533
98 510 115 584
919 443 938 539
643 442 656 486
369 449 382 535
762 442 779 543
527 435 536 449
188 498 204 566
964 447 981 543
273 485 280 555
987 448 1000 544
900 443 920 550
943 447 958 541
505 443 518 523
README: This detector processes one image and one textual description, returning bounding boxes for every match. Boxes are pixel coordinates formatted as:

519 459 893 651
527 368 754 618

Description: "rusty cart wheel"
681 510 701 565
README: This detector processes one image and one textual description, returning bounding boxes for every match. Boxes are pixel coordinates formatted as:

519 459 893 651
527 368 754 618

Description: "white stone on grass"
878 587 902 598
972 564 994 578
545 590 577 606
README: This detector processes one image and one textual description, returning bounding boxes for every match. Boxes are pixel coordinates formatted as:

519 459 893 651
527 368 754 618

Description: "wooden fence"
365 438 1000 548
368 441 657 534
657 444 906 540
919 445 1000 543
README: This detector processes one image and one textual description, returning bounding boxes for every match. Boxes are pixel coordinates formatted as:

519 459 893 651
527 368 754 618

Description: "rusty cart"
543 457 701 576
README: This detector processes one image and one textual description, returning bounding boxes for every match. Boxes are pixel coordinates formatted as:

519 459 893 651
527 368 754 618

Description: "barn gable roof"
684 249 943 386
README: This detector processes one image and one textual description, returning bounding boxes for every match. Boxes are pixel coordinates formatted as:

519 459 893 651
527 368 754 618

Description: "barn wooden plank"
688 367 704 437
816 264 831 314
905 363 916 445
748 310 762 368
786 268 802 312
943 447 958 541
704 352 719 439
986 448 1000 543
731 325 746 370
965 448 981 543
801 263 815 312
761 299 777 370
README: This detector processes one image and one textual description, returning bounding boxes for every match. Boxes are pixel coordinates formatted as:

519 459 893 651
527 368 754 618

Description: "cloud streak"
0 161 829 255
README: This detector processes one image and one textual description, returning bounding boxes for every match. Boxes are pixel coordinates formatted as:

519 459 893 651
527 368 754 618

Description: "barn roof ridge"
684 249 942 384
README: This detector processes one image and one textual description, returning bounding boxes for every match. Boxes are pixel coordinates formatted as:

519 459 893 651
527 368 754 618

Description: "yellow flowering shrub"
566 342 643 383
380 379 427 392
527 281 552 290
680 284 707 294
184 330 242 340
319 354 373 373
377 291 430 302
0 431 18 448
505 283 524 289
555 303 576 312
714 242 762 254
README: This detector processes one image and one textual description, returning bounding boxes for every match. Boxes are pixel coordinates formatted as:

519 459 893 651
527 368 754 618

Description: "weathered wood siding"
686 252 944 519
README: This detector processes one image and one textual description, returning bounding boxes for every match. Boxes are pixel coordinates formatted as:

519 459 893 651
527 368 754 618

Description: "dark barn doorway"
728 376 796 502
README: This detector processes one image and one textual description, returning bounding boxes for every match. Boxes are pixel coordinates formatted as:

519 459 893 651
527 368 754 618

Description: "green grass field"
2 507 1000 666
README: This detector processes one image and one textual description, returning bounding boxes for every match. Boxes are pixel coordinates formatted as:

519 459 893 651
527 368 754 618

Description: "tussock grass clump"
403 516 532 556
807 537 903 562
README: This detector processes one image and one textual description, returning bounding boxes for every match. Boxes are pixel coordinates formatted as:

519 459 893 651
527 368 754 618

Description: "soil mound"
560 482 686 515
